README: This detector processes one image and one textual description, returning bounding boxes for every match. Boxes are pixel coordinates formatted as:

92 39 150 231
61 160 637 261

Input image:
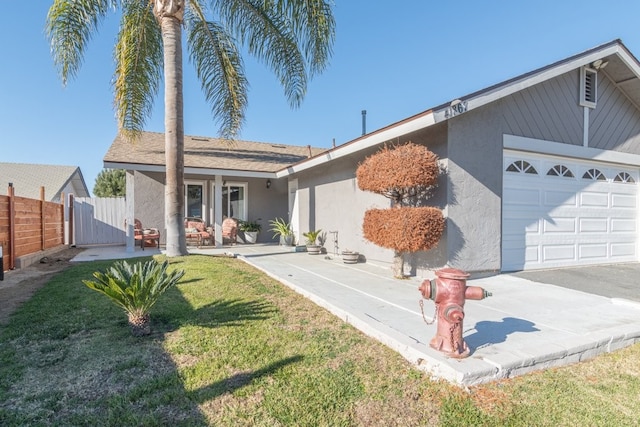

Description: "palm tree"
46 0 335 256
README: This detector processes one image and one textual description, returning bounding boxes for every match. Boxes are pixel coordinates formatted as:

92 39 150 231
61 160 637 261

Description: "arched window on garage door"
547 165 574 178
582 168 606 181
506 160 538 174
614 172 636 183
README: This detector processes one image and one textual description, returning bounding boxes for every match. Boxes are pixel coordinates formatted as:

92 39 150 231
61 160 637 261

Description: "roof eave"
104 161 277 179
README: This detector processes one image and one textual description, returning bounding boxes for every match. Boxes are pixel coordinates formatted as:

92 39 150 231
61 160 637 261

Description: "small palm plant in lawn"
83 259 185 337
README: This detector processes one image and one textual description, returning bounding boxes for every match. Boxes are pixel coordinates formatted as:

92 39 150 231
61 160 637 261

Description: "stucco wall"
134 171 166 242
446 103 503 274
293 123 450 275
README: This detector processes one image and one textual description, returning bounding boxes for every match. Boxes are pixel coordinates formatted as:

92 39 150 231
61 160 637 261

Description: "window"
221 182 247 220
614 172 635 183
582 168 606 181
185 182 205 219
547 165 574 178
506 160 538 174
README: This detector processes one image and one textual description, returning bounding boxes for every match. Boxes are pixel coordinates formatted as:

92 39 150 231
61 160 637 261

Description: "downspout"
583 107 589 147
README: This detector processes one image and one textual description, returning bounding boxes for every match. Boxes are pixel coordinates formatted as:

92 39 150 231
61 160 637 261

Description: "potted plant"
302 229 322 255
239 219 261 244
269 217 294 246
342 250 360 264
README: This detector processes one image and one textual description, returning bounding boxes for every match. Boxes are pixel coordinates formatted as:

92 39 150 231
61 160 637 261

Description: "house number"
445 100 468 118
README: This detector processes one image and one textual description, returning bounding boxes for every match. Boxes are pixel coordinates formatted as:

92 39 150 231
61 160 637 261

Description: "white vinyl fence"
73 197 126 246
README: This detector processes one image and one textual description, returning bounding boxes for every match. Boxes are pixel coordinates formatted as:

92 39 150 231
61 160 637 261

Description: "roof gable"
281 39 640 176
0 162 89 201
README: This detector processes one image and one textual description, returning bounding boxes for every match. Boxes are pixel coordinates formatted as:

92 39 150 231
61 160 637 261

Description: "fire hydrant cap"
435 268 470 281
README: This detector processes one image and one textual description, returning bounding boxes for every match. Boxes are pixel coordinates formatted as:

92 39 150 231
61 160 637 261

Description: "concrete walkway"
72 244 640 386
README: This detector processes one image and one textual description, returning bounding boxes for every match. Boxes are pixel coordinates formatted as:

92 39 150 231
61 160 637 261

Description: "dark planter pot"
342 252 359 264
306 245 322 255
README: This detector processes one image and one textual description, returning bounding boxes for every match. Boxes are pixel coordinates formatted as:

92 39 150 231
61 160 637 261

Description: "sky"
3 1 640 196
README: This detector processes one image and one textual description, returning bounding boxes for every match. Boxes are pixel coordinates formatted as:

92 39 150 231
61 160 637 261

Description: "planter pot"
342 251 359 264
244 231 258 244
306 245 322 255
280 234 294 246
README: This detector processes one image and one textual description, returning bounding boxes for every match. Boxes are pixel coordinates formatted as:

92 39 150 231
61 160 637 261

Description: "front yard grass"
0 254 639 426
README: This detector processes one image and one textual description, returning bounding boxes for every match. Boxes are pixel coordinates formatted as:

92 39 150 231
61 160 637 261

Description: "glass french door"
221 182 247 221
185 182 205 220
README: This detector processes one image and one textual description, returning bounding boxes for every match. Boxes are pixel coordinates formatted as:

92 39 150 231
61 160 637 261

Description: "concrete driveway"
511 263 640 303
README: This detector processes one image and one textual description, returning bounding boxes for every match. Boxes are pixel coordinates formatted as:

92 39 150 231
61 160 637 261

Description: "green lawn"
1 255 639 426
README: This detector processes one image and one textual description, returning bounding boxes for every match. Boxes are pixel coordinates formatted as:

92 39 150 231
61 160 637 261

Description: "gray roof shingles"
104 131 327 173
0 162 89 200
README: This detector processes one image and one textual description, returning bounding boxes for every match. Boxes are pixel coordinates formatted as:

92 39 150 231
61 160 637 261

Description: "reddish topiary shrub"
357 142 440 204
356 142 445 277
363 207 445 253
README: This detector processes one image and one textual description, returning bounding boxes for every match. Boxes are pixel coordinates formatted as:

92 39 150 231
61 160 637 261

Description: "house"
105 39 640 276
0 162 90 202
103 131 327 244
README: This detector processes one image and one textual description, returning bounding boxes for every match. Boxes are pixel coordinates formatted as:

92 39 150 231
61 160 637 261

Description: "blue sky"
3 1 640 195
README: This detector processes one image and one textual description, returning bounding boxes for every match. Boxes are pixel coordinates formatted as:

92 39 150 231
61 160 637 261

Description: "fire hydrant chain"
419 299 437 325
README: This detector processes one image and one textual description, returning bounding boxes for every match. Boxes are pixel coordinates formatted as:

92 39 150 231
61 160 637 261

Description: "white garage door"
502 152 639 271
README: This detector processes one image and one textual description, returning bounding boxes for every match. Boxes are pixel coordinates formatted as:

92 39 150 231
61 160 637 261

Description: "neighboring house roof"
278 39 640 176
104 131 327 177
0 162 90 201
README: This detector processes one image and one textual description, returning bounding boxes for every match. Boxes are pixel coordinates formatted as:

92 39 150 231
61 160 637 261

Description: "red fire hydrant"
418 268 491 358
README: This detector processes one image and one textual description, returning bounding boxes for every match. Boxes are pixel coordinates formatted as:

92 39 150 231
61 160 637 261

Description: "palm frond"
83 260 185 319
113 0 164 136
46 0 117 85
273 0 335 76
185 4 248 139
212 0 308 108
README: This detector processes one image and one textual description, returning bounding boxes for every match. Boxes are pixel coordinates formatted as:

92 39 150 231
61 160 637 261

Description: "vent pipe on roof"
332 138 336 148
307 145 312 157
361 110 367 135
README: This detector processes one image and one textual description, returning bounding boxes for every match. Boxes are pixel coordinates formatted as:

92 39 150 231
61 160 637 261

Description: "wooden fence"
1 185 65 272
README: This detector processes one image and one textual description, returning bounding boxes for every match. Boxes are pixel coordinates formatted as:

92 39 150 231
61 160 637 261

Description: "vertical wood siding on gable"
501 71 583 145
589 74 640 153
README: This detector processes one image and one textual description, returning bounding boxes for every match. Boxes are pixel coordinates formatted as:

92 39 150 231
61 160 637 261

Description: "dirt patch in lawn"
0 247 85 325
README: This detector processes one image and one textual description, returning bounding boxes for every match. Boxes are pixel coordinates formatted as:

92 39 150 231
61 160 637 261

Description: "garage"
502 151 639 271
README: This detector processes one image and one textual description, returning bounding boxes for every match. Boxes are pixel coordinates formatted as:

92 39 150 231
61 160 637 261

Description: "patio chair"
222 217 238 245
184 217 212 248
134 219 161 250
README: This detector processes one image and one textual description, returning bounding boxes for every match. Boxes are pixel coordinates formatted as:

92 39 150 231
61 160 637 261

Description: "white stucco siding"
446 105 504 274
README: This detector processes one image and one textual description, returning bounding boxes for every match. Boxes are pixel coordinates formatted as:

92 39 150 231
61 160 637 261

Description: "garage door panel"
503 152 638 271
542 245 575 262
579 244 608 259
504 187 540 205
543 218 576 233
611 193 636 208
611 219 636 233
611 243 636 257
579 218 608 232
544 191 577 207
580 192 609 207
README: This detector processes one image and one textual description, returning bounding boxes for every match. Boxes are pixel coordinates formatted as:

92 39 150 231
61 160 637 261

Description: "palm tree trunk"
157 2 187 256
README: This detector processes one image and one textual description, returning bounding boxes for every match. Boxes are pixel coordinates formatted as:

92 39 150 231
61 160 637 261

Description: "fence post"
8 183 15 270
69 194 75 247
40 186 46 250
